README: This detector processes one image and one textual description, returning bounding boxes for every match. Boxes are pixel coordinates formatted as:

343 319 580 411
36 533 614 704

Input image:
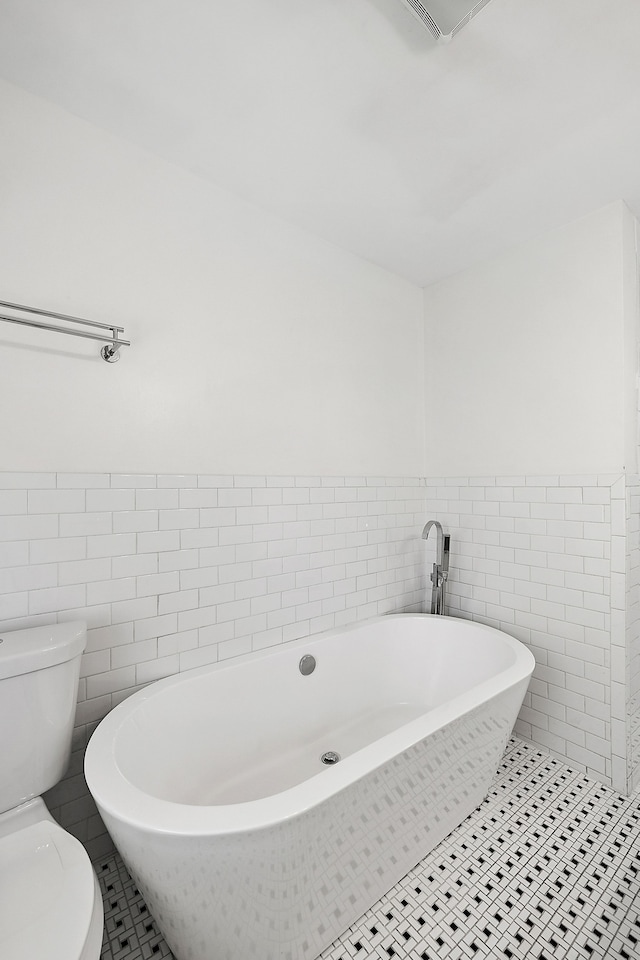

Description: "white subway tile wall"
424 474 630 794
1 471 637 858
626 475 640 790
0 473 425 858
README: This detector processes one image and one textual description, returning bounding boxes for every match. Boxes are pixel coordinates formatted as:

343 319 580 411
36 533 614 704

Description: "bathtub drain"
321 751 341 765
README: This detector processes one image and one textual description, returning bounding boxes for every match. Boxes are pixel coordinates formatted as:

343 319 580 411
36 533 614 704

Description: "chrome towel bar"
0 299 131 362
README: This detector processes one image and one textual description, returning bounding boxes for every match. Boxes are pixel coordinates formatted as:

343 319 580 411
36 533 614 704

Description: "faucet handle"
441 534 451 579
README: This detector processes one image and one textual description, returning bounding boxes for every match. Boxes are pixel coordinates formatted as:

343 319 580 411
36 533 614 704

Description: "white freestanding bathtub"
85 614 534 960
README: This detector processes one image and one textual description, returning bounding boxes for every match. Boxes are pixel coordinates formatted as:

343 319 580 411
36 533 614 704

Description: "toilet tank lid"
0 621 86 680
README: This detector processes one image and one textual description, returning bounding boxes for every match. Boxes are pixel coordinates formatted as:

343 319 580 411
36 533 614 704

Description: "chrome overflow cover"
321 751 341 765
299 654 316 676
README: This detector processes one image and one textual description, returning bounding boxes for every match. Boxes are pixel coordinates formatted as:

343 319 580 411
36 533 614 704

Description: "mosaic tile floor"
97 738 640 960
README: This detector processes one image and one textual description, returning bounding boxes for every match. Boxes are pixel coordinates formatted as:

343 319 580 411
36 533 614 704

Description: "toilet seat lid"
0 819 97 960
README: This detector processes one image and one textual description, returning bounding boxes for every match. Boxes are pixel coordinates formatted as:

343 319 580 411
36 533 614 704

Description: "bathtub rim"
84 614 534 837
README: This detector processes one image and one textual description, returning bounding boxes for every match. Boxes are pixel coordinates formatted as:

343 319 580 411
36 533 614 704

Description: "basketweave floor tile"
97 738 640 960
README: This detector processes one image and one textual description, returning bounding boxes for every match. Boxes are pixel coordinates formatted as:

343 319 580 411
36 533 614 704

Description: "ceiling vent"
398 0 494 42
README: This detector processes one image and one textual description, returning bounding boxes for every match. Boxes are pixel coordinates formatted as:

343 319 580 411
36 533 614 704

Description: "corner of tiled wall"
424 473 629 791
625 474 640 792
610 474 628 793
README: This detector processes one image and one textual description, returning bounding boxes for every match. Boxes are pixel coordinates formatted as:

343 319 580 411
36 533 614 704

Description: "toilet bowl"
0 622 103 960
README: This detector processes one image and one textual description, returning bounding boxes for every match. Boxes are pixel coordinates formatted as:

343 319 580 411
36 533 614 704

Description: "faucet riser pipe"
423 521 450 616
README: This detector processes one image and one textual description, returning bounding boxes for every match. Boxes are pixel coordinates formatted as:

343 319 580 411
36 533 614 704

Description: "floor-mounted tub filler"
85 614 534 960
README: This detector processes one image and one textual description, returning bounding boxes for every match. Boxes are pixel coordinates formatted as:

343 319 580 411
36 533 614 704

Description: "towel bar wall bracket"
0 300 131 363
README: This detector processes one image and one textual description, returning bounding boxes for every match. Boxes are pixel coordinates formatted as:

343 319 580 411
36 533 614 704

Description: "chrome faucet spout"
422 519 443 557
421 519 450 615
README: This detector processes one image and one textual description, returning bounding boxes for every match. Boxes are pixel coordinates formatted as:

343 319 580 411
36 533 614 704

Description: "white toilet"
0 621 104 960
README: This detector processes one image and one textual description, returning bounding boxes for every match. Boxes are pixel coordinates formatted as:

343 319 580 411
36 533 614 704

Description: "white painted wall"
623 210 640 476
424 203 637 477
0 79 425 477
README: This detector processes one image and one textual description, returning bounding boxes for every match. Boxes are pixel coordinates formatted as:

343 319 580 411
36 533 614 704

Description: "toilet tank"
0 621 86 814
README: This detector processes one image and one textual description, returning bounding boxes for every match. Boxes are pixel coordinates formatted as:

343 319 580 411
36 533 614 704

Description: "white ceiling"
1 0 640 287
